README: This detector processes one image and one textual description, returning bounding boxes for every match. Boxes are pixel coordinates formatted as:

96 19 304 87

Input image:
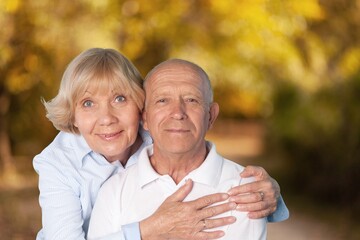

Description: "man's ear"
142 110 149 131
208 102 219 130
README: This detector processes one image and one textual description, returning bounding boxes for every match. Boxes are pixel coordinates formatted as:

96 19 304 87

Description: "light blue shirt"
33 130 151 240
34 130 288 240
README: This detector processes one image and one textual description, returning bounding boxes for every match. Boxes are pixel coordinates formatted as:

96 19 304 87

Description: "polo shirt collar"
186 141 223 188
138 145 161 188
138 142 223 189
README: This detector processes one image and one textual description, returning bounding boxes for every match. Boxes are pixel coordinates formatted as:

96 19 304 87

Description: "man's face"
142 62 218 156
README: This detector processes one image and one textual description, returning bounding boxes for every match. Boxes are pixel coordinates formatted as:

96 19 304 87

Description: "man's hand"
228 165 280 219
140 179 237 240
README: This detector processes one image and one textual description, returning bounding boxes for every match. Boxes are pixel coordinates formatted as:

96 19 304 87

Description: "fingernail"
221 193 230 199
229 216 237 223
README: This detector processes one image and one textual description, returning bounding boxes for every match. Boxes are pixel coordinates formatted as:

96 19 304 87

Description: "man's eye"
157 99 166 103
115 95 126 102
83 100 93 107
187 98 198 103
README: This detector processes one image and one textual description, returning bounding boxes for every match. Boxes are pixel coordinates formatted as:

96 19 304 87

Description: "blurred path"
267 209 343 240
207 120 350 240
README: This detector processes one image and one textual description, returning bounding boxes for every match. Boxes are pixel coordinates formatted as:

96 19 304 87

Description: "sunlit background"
0 0 359 239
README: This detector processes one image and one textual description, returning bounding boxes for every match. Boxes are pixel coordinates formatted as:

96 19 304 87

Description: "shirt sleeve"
34 156 87 240
35 155 141 240
266 195 289 222
122 223 141 240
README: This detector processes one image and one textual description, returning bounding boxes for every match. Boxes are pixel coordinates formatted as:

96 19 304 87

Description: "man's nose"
171 100 187 120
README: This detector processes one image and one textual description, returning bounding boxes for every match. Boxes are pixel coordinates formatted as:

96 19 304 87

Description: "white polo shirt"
88 142 267 240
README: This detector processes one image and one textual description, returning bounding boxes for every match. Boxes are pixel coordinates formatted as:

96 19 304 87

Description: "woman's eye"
115 95 126 102
83 100 93 107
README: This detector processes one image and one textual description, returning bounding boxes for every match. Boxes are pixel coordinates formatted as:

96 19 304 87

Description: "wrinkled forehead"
146 63 205 89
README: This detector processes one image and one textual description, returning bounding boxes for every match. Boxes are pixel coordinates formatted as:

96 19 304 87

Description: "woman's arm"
36 157 142 240
34 157 87 240
140 180 237 240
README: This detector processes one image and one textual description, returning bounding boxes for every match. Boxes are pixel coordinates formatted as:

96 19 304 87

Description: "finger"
240 165 266 178
229 192 263 204
195 230 225 239
165 179 194 202
198 201 237 219
203 216 236 229
248 208 275 219
228 181 262 196
195 220 206 233
236 201 268 212
188 192 230 210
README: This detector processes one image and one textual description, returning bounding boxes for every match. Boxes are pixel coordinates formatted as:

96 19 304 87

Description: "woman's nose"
98 104 117 125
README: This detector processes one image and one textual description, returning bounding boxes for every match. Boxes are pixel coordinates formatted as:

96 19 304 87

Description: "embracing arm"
228 165 289 222
35 157 138 240
34 157 87 240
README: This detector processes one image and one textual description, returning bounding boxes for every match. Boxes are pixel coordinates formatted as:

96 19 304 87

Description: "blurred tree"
0 0 91 179
0 0 42 180
266 0 360 219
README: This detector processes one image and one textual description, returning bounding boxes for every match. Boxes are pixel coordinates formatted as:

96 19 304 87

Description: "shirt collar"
138 145 161 188
60 132 93 168
137 141 223 189
186 141 223 188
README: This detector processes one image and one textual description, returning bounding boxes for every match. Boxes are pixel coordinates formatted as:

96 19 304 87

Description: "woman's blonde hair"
43 48 144 134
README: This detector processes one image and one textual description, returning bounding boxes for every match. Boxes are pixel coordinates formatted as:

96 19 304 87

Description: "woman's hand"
140 179 237 240
228 165 280 219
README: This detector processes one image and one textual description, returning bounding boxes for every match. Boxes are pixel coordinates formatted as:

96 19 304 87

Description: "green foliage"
268 72 360 218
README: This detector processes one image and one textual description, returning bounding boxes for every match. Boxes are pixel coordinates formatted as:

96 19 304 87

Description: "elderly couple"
34 48 289 240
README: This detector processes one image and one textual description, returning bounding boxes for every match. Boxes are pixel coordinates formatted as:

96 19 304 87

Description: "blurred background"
0 0 359 239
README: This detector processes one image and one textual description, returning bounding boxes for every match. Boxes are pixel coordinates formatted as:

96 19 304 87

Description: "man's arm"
228 165 289 222
140 179 237 240
89 179 238 240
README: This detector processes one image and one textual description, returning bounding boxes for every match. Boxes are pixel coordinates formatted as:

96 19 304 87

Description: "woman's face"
74 86 140 162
